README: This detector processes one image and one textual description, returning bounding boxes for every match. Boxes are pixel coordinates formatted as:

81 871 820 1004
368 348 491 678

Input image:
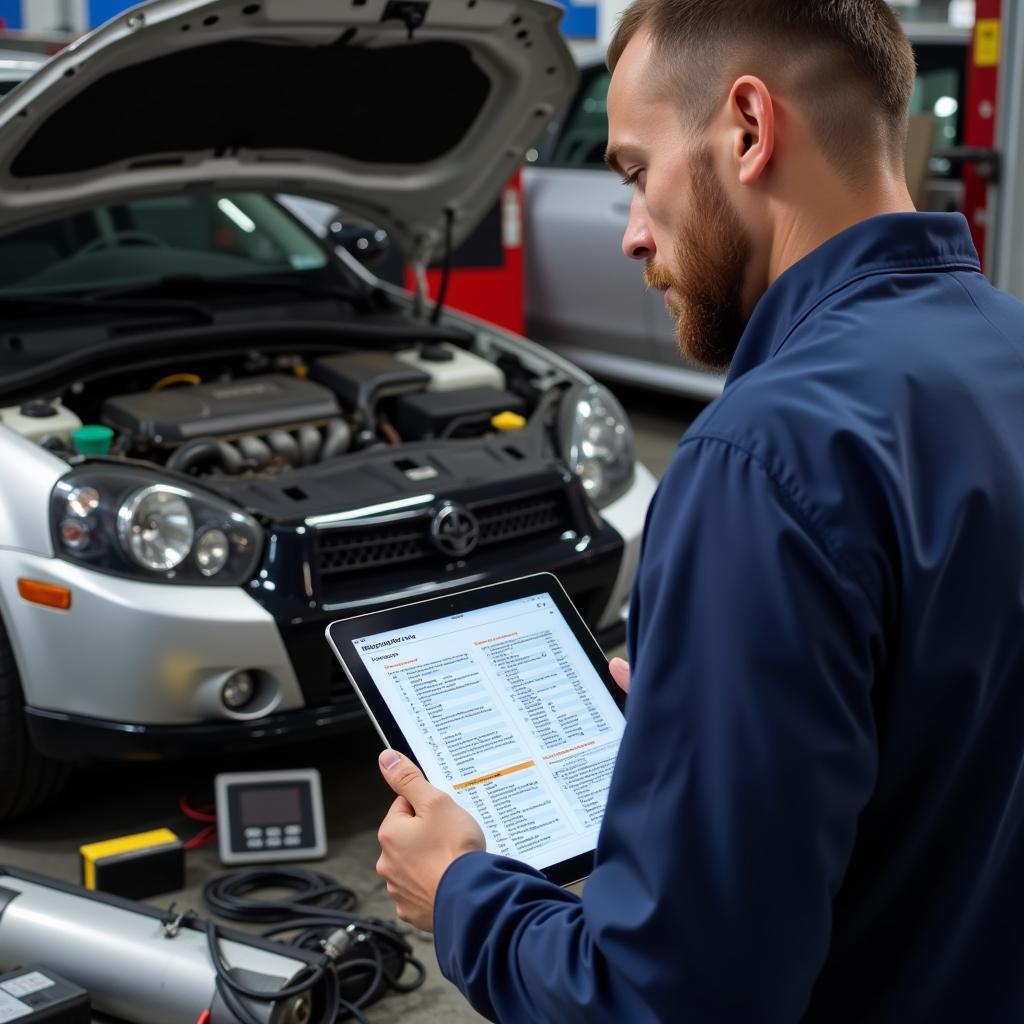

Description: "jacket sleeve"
433 434 884 1023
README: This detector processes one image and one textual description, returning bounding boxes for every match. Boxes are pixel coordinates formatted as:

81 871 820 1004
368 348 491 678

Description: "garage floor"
0 386 704 1024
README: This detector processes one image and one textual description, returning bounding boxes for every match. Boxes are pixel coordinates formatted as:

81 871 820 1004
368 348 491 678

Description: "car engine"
102 373 356 476
13 342 534 480
102 373 350 475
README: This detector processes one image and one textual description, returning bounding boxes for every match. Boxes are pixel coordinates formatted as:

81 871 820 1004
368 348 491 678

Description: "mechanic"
374 2 1024 1020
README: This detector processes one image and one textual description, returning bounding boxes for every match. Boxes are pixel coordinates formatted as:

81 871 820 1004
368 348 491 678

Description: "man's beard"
644 149 752 371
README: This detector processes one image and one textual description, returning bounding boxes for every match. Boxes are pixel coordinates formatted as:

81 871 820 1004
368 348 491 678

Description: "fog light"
222 671 255 710
195 528 229 577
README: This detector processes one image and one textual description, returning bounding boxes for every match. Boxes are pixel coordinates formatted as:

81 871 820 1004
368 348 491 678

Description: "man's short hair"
608 0 917 177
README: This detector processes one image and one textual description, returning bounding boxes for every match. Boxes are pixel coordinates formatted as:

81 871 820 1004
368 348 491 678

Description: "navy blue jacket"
433 213 1024 1022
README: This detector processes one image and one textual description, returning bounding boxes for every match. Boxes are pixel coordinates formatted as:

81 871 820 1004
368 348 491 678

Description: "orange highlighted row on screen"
453 759 536 790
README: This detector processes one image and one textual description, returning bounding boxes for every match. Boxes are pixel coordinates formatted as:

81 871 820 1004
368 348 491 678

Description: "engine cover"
102 375 340 444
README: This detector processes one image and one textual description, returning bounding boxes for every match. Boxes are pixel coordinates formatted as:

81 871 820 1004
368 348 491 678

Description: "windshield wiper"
0 293 216 325
93 273 376 311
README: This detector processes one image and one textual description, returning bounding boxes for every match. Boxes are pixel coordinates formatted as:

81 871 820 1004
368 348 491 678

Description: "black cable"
203 868 426 1023
430 207 456 326
207 919 338 1024
204 866 357 922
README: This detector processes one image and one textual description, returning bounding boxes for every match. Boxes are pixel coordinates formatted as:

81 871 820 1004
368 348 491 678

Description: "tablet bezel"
325 572 626 887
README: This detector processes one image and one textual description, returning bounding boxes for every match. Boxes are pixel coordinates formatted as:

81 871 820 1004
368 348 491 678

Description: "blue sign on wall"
88 0 137 28
0 0 22 30
554 0 597 39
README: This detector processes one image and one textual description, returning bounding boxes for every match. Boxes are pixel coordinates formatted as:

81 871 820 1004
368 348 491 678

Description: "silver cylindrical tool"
0 869 317 1024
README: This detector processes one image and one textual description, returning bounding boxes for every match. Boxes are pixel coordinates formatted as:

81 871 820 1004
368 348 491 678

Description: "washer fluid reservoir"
0 400 83 446
395 342 506 392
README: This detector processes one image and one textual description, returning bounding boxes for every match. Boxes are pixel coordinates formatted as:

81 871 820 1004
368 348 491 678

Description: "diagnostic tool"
215 768 327 865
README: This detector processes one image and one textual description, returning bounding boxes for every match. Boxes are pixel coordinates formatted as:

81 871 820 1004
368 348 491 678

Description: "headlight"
559 383 635 508
117 486 195 571
51 467 263 586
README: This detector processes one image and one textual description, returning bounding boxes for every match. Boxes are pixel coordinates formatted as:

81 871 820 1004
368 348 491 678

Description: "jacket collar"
726 212 981 387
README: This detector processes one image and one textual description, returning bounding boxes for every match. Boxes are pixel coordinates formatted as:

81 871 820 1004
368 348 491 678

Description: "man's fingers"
379 749 443 809
609 656 631 693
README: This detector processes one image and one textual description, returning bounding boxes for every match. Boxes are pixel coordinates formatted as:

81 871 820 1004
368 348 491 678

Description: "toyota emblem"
431 505 480 558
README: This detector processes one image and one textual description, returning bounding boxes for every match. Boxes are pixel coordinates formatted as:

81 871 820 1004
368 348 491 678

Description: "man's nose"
622 199 654 261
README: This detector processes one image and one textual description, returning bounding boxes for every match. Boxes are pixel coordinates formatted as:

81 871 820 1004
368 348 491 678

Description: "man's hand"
609 656 631 693
376 750 486 932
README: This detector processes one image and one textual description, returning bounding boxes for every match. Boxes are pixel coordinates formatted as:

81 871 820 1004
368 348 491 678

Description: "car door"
522 65 660 378
524 63 727 399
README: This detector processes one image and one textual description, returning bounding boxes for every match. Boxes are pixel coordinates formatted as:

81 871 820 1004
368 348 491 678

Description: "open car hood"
0 0 577 262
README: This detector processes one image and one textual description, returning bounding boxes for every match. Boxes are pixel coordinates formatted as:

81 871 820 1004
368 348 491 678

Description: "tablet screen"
349 590 625 873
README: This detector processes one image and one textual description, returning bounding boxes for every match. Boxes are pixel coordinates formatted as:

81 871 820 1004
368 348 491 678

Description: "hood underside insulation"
11 38 491 178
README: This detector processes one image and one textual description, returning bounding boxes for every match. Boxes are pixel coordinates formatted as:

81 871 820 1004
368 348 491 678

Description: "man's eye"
620 172 639 188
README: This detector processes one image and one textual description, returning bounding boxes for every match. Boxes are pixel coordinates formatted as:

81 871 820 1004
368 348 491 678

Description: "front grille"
316 489 572 582
317 522 429 577
475 493 566 546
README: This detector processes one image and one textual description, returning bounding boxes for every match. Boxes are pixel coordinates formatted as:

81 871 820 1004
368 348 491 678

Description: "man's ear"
728 75 775 186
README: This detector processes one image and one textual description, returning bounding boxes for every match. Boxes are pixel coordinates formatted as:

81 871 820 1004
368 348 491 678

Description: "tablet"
325 573 626 887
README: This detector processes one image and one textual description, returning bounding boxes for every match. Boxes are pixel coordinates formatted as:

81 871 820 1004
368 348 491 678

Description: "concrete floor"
0 385 703 1024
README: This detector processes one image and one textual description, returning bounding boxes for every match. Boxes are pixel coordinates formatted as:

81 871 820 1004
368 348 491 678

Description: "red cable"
179 792 218 851
196 1010 211 1024
179 792 217 823
183 824 218 851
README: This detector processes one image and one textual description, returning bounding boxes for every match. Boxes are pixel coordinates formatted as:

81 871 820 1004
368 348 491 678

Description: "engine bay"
0 335 564 502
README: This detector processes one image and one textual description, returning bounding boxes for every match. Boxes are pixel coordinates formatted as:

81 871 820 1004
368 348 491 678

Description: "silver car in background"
523 27 971 401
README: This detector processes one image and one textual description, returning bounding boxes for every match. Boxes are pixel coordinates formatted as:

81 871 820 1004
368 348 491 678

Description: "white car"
0 0 656 819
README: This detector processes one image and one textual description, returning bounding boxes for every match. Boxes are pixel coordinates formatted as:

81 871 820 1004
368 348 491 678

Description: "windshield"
0 192 331 296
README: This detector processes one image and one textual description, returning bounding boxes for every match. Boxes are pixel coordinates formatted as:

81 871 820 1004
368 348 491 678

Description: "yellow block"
80 828 179 890
491 410 527 432
975 19 1000 68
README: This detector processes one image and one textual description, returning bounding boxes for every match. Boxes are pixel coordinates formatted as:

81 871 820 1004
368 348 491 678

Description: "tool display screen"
215 769 327 865
238 786 302 827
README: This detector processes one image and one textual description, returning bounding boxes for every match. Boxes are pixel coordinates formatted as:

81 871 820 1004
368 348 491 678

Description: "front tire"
0 618 72 820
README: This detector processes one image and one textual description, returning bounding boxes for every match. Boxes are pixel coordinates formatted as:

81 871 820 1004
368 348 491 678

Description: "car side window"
548 67 611 169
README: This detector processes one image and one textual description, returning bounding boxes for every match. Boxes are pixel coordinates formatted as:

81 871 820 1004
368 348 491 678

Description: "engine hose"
319 420 352 461
378 419 402 446
167 438 245 476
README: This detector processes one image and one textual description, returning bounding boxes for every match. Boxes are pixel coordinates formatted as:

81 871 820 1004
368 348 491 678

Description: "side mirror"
328 218 391 265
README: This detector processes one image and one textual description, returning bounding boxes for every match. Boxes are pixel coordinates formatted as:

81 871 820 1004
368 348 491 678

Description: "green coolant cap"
72 425 114 455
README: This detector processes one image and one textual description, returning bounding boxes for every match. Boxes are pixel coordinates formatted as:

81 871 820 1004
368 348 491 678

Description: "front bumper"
24 615 628 760
5 464 656 762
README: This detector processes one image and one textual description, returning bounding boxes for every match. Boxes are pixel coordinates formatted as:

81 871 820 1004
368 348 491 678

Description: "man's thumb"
379 749 433 805
608 656 631 694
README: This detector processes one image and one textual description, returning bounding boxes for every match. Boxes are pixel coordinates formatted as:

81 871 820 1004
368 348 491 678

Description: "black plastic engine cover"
393 386 526 439
102 374 340 444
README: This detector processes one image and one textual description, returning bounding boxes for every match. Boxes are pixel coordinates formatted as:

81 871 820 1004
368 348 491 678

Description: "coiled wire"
203 867 426 1024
